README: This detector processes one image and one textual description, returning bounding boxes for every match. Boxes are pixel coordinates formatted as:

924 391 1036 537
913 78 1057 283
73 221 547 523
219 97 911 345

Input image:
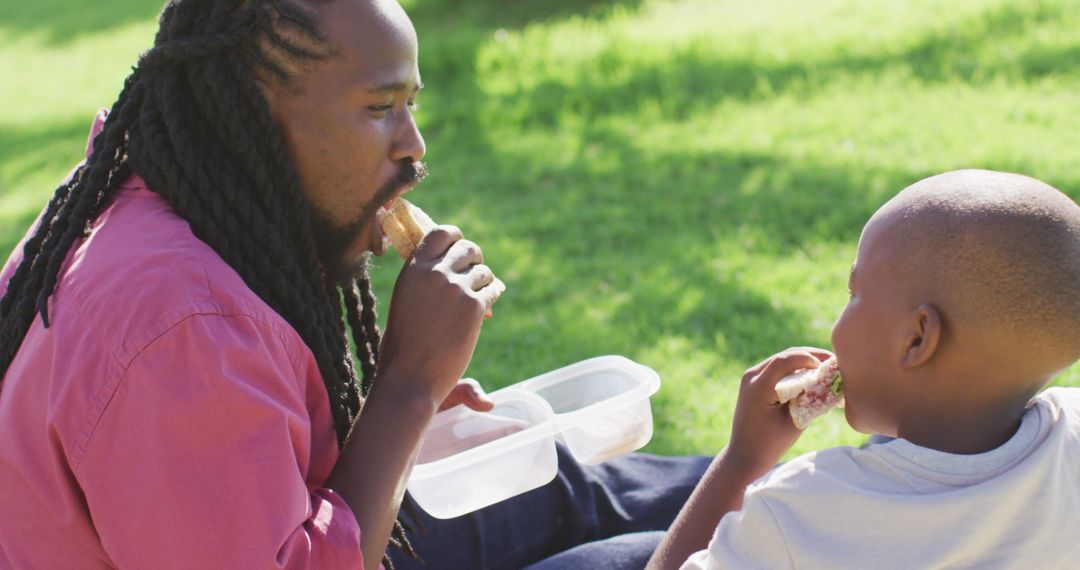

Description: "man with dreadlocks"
0 0 709 568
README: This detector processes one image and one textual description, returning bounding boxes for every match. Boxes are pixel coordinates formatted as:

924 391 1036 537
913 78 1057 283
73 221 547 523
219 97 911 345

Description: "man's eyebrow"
366 80 424 94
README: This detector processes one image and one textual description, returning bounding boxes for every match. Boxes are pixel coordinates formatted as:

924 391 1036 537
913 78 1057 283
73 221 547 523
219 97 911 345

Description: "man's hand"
438 378 495 412
376 225 505 410
325 227 505 568
728 347 833 472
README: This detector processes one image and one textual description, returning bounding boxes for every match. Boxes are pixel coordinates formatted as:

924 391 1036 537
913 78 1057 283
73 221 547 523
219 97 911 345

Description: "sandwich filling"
775 356 844 429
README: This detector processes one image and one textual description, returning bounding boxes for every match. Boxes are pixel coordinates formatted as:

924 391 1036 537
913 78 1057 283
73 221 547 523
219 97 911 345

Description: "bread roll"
377 199 504 318
377 199 437 260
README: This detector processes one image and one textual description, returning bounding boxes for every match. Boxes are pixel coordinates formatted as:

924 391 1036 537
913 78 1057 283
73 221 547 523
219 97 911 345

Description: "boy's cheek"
843 386 893 437
842 397 873 434
829 304 854 352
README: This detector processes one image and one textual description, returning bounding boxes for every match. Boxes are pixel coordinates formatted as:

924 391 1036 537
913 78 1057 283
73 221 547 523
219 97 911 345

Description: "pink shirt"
0 112 370 569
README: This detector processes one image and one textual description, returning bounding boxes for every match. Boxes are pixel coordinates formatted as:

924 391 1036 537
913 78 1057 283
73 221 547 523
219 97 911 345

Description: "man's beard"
310 160 427 281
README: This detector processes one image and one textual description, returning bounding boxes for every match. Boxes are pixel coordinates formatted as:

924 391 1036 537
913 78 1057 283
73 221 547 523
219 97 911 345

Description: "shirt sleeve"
680 489 795 570
75 312 371 569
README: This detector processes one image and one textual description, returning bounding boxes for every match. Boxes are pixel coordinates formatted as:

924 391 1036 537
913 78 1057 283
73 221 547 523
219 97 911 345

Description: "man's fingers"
459 378 495 412
478 277 506 316
439 238 483 272
464 264 495 292
438 378 495 412
413 225 464 262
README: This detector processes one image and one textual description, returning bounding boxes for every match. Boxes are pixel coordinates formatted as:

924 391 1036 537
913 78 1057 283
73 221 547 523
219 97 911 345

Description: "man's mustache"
361 160 429 229
312 160 431 280
395 160 428 190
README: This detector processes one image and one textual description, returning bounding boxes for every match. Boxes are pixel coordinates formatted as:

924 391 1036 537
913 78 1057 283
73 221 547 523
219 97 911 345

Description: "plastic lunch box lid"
409 355 660 479
510 355 661 430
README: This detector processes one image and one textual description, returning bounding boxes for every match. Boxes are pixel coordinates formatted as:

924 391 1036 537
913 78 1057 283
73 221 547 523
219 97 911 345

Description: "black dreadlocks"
0 0 417 561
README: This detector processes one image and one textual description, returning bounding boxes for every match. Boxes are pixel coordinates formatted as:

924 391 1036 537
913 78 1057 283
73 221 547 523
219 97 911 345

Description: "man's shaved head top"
871 169 1080 374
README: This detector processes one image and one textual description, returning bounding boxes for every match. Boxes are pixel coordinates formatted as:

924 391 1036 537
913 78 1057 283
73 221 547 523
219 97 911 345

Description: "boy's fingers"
783 346 834 362
755 351 824 389
802 347 835 362
742 355 776 382
742 347 831 384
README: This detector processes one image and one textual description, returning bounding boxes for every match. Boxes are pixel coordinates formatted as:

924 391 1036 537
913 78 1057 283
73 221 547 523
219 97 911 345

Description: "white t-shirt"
682 387 1080 570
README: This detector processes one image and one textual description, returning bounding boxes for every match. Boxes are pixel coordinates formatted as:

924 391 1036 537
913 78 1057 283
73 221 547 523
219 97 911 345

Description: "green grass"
2 0 1078 459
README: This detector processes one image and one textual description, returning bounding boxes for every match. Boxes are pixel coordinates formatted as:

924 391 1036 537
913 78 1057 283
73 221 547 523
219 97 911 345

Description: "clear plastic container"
408 356 661 518
407 389 558 520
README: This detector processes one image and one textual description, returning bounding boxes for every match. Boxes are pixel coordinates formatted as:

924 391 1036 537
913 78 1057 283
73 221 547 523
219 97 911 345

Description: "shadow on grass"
0 209 38 262
5 0 1075 393
443 0 1080 130
367 0 1080 387
402 58 1080 377
0 117 90 187
0 0 162 45
0 118 89 258
0 0 639 45
406 0 643 32
393 127 910 383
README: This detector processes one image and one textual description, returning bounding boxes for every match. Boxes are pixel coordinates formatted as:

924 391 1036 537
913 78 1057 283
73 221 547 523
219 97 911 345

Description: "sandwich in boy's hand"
775 356 843 429
377 198 437 261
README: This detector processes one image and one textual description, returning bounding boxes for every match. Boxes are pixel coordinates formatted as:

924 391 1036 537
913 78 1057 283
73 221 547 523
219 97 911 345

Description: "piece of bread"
377 198 437 260
378 199 505 318
775 356 843 429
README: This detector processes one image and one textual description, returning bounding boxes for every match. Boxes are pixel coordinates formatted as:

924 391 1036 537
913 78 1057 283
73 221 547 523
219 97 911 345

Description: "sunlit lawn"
2 0 1078 458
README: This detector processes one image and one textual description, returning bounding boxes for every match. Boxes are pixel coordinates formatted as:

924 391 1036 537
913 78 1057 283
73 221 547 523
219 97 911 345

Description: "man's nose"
391 109 426 164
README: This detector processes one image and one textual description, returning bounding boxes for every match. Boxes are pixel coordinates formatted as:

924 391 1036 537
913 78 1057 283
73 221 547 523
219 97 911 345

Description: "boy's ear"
900 303 941 368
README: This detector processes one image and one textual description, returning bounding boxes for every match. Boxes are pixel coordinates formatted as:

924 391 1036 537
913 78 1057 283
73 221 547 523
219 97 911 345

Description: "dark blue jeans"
389 445 710 570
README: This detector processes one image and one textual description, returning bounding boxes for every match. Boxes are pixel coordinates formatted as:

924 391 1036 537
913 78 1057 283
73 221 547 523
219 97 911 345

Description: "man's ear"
900 303 941 368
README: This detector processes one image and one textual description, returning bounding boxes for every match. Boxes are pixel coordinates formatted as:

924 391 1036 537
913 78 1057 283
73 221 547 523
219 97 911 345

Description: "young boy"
649 169 1080 569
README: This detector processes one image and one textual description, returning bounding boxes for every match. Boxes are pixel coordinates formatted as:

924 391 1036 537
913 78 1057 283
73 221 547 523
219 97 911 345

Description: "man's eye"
408 101 420 112
369 104 392 113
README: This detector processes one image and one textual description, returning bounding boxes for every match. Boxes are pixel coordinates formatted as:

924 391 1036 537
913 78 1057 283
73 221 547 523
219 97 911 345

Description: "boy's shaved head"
874 169 1080 377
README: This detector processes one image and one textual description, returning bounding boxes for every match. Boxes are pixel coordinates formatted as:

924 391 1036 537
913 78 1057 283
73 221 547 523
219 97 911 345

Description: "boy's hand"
728 347 834 473
377 226 504 410
647 347 833 570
